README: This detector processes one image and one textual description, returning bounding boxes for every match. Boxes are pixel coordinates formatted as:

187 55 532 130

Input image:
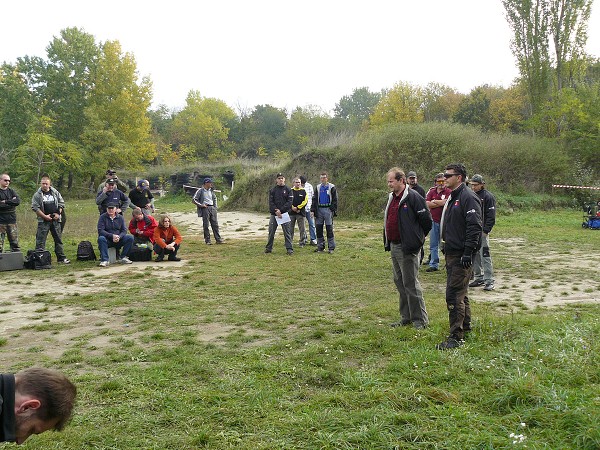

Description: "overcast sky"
2 0 599 114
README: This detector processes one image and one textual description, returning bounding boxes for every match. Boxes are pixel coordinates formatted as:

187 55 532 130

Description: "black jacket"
475 188 496 234
0 374 16 442
268 184 293 215
441 183 482 255
384 188 432 254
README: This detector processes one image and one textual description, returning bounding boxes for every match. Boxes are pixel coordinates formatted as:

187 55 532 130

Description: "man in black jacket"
468 174 496 291
265 173 293 255
0 368 76 445
438 163 482 350
384 168 433 330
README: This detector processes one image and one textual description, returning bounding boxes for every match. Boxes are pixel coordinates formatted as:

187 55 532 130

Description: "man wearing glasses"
425 173 452 272
438 164 482 350
0 173 21 252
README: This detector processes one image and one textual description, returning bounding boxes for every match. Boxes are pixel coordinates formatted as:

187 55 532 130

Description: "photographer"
31 174 70 264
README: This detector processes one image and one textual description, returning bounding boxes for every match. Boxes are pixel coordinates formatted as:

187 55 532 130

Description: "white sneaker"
120 257 133 264
59 259 71 264
99 261 109 267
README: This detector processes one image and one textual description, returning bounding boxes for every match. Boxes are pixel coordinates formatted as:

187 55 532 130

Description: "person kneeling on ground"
97 202 134 267
0 367 76 445
153 214 182 262
128 207 157 245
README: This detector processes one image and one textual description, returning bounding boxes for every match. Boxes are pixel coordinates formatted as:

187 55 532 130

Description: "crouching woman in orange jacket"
153 214 183 262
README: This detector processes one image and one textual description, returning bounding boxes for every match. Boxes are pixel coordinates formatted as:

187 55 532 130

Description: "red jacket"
128 214 158 243
153 225 183 249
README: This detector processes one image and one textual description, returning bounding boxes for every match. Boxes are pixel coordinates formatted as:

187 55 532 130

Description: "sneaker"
206 241 212 245
287 249 294 255
390 321 411 328
469 279 485 288
58 259 71 264
299 243 305 248
314 248 324 253
155 255 164 262
426 267 438 272
328 249 335 254
216 241 224 244
99 261 109 267
436 336 464 350
414 323 427 330
120 257 133 264
310 240 318 246
483 283 495 291
168 255 181 261
264 248 272 254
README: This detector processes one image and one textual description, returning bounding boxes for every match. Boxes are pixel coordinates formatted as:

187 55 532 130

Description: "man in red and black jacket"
437 163 482 350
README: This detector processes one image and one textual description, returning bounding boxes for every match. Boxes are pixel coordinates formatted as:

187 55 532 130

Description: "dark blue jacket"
98 213 128 240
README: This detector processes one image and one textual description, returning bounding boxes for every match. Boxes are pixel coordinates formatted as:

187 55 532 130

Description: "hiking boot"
99 261 109 267
206 241 212 245
436 336 464 350
328 249 335 254
120 257 133 264
314 248 324 253
264 248 272 254
414 323 427 330
390 321 411 328
484 283 495 291
155 255 164 262
168 255 181 261
425 267 438 272
287 250 294 256
469 279 485 288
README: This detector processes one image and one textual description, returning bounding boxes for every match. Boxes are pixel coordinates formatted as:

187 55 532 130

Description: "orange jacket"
153 225 183 249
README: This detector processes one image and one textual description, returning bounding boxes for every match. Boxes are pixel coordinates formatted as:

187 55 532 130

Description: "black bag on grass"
24 249 52 270
76 240 97 261
128 245 152 262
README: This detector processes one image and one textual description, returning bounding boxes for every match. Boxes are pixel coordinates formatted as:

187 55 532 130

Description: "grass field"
1 198 599 449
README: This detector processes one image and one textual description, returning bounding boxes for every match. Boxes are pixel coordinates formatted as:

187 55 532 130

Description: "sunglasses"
443 173 460 178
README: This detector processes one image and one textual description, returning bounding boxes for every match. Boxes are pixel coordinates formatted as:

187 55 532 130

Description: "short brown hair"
15 368 76 431
387 167 405 182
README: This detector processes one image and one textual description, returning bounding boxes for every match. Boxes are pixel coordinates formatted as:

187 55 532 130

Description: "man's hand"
112 234 120 243
460 255 472 269
275 209 282 218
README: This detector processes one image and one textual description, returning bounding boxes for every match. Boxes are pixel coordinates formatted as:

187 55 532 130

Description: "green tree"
453 87 492 130
286 105 330 151
0 64 37 153
172 90 235 159
422 82 464 122
333 87 381 129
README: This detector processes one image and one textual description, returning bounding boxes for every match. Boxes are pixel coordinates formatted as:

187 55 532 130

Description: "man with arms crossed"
438 163 482 350
468 174 496 291
384 168 432 330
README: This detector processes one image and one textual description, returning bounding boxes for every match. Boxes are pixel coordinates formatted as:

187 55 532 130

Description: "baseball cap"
106 169 116 175
407 171 417 178
470 174 485 184
106 178 116 185
276 173 284 178
138 179 149 187
106 202 118 208
203 177 213 184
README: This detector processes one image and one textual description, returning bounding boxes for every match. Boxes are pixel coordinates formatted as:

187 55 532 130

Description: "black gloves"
460 254 472 269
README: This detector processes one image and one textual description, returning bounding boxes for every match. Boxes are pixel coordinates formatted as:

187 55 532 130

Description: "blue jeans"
428 221 441 269
304 209 316 242
98 234 134 262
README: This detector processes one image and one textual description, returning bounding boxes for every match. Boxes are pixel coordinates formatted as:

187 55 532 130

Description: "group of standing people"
265 172 337 255
384 164 497 350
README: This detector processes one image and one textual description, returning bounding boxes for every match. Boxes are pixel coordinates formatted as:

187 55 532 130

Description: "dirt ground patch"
0 212 597 365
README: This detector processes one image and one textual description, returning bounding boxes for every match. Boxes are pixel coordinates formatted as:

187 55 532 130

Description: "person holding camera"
31 174 70 264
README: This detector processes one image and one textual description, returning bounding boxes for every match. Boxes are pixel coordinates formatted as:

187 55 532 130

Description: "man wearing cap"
437 163 482 350
96 178 130 215
407 171 426 198
97 202 134 267
31 174 70 264
193 178 223 245
468 174 496 291
97 169 129 194
425 173 452 272
128 179 154 215
265 173 293 255
0 173 20 252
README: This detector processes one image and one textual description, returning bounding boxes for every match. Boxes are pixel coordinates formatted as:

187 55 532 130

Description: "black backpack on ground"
128 244 152 262
76 240 97 261
24 249 52 270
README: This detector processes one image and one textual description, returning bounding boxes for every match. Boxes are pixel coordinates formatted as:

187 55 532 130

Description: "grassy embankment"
1 193 598 449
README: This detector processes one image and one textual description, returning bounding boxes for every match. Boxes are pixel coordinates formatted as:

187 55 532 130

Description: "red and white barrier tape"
552 185 600 190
